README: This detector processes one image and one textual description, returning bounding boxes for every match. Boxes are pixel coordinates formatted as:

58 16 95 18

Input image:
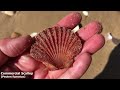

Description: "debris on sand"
82 11 89 17
72 25 80 33
11 32 21 38
106 32 120 45
30 32 38 37
1 11 16 16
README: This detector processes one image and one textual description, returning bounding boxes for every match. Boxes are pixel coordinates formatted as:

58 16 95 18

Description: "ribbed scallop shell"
30 26 82 70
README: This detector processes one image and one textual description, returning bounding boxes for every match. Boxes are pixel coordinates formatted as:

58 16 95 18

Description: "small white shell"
11 32 21 38
72 25 80 33
1 11 15 16
30 32 38 37
82 11 89 16
106 32 113 41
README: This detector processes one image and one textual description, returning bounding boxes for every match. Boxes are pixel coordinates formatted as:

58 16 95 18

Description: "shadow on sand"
95 34 120 79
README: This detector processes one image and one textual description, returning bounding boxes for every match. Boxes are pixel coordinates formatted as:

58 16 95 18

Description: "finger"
81 34 105 54
0 60 21 72
56 12 82 29
45 69 67 79
0 35 33 57
77 21 103 41
0 50 8 67
0 54 39 72
0 66 12 72
15 54 40 72
33 63 48 79
58 53 92 79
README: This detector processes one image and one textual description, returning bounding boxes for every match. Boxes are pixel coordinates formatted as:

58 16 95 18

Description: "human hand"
0 12 105 79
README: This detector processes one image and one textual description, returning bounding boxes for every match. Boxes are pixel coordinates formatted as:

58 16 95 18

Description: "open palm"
0 12 105 79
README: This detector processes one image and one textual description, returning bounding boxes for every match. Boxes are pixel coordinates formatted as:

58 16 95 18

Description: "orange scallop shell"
30 26 82 70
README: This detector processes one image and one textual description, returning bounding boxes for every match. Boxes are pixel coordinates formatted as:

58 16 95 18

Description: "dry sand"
0 11 120 79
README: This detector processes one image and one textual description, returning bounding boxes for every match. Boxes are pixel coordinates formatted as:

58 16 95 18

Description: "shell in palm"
30 26 82 70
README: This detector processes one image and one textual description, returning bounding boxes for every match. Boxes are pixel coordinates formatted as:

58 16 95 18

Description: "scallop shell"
30 26 82 70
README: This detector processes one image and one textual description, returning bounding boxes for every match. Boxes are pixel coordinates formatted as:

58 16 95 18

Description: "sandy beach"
0 11 120 79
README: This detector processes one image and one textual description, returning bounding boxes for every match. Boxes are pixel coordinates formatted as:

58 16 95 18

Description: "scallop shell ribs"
30 26 82 70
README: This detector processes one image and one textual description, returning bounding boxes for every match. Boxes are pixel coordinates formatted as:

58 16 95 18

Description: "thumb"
59 53 92 79
0 35 33 57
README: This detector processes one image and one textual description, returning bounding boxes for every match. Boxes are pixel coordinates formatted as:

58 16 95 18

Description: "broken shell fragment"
106 33 120 45
1 11 15 16
30 26 82 70
72 25 80 33
11 32 21 38
30 32 38 37
82 11 89 17
107 33 113 40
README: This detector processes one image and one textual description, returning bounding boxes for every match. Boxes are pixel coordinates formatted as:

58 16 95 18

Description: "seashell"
72 25 80 33
30 32 38 37
11 32 21 38
82 11 89 17
1 11 15 16
30 26 82 70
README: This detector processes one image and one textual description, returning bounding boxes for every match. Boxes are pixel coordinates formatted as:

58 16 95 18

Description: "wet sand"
0 11 120 79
